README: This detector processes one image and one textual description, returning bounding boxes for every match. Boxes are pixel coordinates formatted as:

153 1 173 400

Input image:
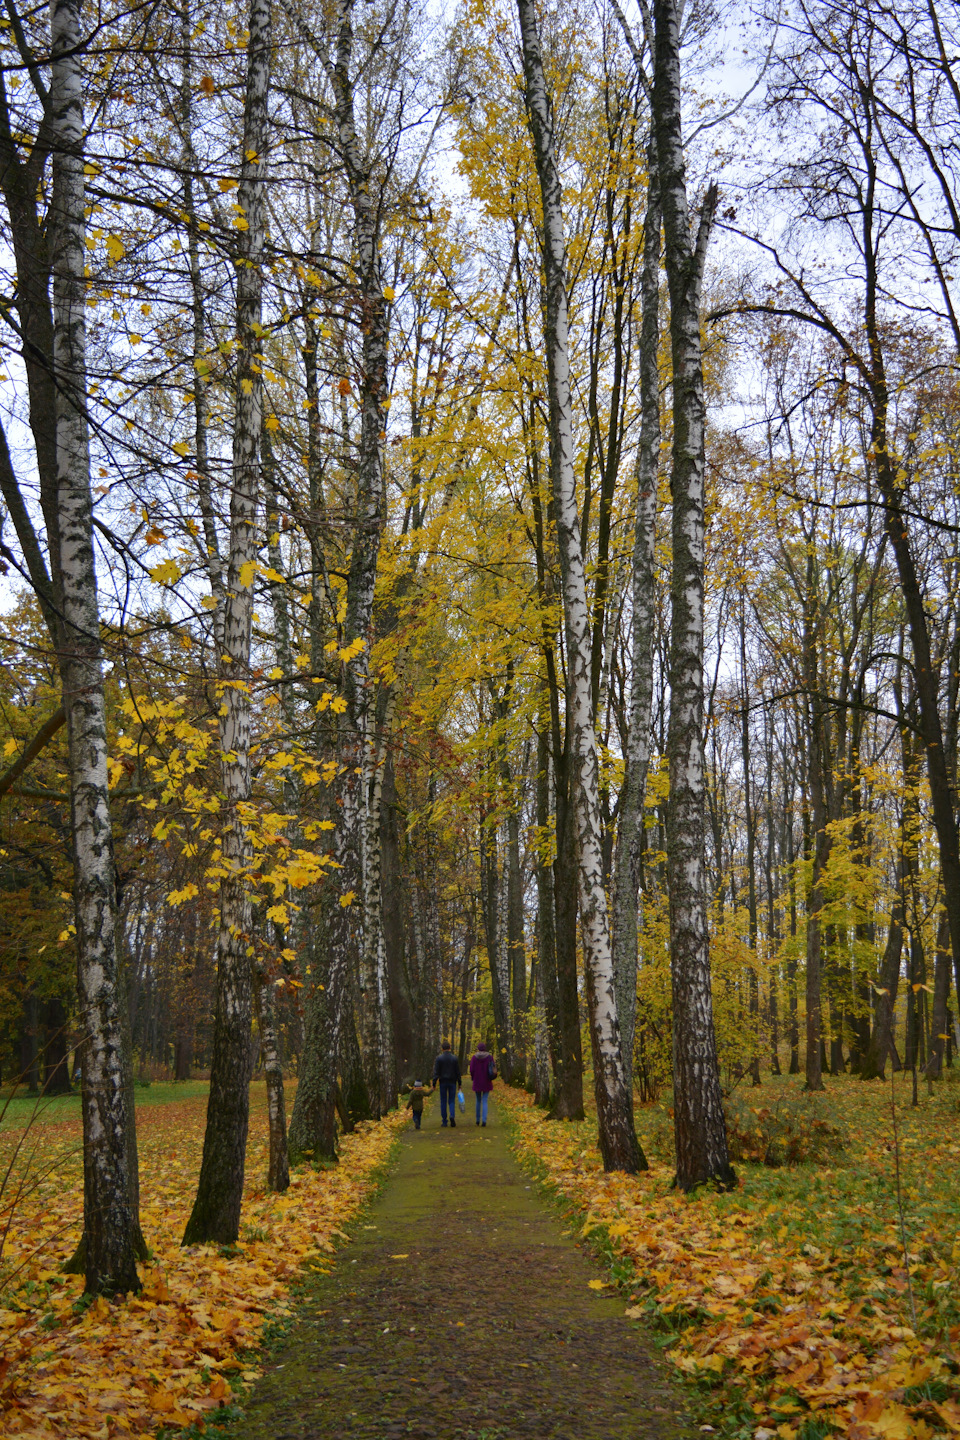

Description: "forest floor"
3 1072 958 1440
228 1092 688 1440
0 1082 406 1437
498 1073 960 1440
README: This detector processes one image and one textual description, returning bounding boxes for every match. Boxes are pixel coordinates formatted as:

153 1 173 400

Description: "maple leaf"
149 558 182 586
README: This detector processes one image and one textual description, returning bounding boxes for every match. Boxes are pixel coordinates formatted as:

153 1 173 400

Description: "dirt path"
233 1096 688 1440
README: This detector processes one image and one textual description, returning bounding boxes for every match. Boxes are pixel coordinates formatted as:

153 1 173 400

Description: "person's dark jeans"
475 1090 489 1124
439 1079 457 1124
412 1110 422 1129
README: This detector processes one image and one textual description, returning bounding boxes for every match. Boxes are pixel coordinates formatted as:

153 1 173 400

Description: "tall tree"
182 0 273 1244
611 135 660 1089
515 0 644 1172
49 0 142 1294
652 0 733 1188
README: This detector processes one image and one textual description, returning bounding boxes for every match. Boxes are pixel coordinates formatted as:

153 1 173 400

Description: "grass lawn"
0 1079 212 1132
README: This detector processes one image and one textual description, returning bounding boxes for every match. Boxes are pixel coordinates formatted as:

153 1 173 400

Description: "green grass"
0 1079 212 1132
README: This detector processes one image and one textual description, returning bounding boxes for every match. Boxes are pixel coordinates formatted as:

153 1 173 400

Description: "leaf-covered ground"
229 1092 686 1440
498 1074 960 1440
0 1083 405 1437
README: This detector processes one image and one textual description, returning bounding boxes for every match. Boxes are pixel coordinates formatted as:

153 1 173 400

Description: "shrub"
723 1088 848 1166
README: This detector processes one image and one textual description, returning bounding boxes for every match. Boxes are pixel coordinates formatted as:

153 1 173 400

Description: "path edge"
158 1119 407 1440
496 1093 698 1437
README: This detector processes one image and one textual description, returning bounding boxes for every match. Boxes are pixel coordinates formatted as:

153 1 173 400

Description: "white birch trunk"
361 688 396 1111
257 971 289 1192
652 0 734 1189
326 0 390 1112
183 0 272 1243
516 0 643 1171
50 0 140 1294
180 0 225 650
611 139 660 1091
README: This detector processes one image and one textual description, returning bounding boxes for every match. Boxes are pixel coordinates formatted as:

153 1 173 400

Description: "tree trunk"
381 756 417 1084
740 602 762 1086
506 793 527 1069
182 0 271 1245
328 0 391 1113
927 910 951 1081
611 139 659 1092
552 741 585 1119
181 0 225 648
257 973 289 1193
803 561 827 1093
480 818 514 1079
517 0 643 1172
536 722 562 1107
21 994 39 1094
861 891 904 1080
867 267 960 1023
42 997 72 1095
786 812 800 1073
51 0 140 1294
288 911 339 1162
652 0 732 1188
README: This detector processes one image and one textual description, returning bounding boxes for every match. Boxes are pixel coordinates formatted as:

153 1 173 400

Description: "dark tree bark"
927 911 951 1081
802 558 827 1093
861 890 904 1080
42 998 72 1095
288 911 339 1163
381 757 417 1084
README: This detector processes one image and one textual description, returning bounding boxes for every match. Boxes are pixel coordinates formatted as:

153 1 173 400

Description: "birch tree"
611 136 660 1087
515 0 644 1172
48 0 142 1295
182 0 273 1245
652 0 733 1189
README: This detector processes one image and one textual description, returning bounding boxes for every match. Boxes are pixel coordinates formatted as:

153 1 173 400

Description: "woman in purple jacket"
468 1041 496 1126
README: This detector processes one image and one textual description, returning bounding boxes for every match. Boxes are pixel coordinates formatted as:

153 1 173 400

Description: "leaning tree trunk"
611 137 660 1091
652 0 733 1189
182 0 271 1244
865 262 960 1021
50 0 141 1296
516 0 643 1173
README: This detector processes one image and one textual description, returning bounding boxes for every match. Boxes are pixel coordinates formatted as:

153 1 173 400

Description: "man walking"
432 1040 461 1128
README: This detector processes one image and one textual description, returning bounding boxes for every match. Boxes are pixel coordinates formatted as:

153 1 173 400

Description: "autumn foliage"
0 1087 404 1437
500 1082 960 1440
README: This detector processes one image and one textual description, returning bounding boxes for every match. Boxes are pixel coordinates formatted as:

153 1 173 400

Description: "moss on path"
234 1096 688 1439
